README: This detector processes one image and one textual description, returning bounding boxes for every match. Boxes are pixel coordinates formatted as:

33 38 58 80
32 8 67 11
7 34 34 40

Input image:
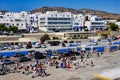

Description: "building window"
16 24 19 26
40 18 45 20
100 28 102 30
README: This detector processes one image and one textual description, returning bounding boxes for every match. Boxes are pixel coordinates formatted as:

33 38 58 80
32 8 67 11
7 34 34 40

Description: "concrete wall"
0 32 94 43
19 37 39 42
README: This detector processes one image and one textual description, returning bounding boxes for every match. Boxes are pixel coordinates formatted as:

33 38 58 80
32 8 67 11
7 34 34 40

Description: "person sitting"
22 66 30 75
41 69 47 77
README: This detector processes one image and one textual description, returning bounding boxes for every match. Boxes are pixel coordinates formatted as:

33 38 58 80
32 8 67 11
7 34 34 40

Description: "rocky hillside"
80 8 120 19
31 7 120 19
31 6 82 14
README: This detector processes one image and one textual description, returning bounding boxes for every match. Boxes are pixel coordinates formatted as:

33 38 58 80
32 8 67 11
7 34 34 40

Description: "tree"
0 24 18 33
40 34 50 44
109 22 119 31
43 34 50 40
0 24 7 31
8 26 18 33
53 37 59 40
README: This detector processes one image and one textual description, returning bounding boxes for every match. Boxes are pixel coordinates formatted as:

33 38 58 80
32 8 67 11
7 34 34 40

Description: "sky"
0 0 120 14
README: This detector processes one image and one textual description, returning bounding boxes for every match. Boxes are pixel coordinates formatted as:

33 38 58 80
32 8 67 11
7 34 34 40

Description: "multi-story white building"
25 12 42 32
0 11 28 30
85 16 106 31
72 14 85 31
39 11 73 32
0 10 107 32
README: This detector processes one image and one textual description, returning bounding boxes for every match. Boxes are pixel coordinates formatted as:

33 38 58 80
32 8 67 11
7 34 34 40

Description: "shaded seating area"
0 51 28 57
113 42 120 45
93 46 105 52
57 49 72 54
68 43 81 47
109 45 119 52
85 47 91 51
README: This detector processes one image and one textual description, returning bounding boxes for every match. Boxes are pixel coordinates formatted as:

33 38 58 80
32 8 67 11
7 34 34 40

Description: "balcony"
48 20 71 22
47 24 72 26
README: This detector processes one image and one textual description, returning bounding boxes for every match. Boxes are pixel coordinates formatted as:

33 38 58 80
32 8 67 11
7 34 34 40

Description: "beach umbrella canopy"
113 42 120 45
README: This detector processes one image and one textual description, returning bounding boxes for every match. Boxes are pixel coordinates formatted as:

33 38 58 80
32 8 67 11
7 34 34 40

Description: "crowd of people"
0 49 104 78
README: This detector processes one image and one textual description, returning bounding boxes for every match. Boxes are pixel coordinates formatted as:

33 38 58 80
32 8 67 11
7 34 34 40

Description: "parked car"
8 46 15 50
18 57 31 62
0 60 14 65
35 43 41 48
3 46 8 50
13 52 25 57
15 45 23 49
0 55 9 59
112 37 118 40
62 43 66 47
0 55 3 59
26 42 32 49
108 42 112 45
22 42 27 48
41 44 47 48
34 51 45 59
49 41 60 46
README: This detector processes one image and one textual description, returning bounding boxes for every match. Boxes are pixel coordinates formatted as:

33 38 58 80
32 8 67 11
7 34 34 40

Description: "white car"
35 43 41 48
8 46 15 50
41 44 47 48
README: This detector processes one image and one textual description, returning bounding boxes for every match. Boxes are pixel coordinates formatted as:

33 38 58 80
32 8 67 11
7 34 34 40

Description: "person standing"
67 62 70 69
91 59 95 66
55 61 59 69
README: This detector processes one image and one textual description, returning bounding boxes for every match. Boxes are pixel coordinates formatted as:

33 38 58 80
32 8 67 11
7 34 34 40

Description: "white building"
115 21 120 29
0 11 107 32
25 12 42 32
39 11 73 32
72 14 85 31
0 11 28 30
85 16 106 31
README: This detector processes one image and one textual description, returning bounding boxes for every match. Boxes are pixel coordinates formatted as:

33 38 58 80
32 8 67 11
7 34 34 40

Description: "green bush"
40 34 50 43
80 36 84 39
109 22 119 31
84 36 88 39
101 34 108 39
53 37 59 40
0 24 18 33
101 34 108 37
72 37 78 39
